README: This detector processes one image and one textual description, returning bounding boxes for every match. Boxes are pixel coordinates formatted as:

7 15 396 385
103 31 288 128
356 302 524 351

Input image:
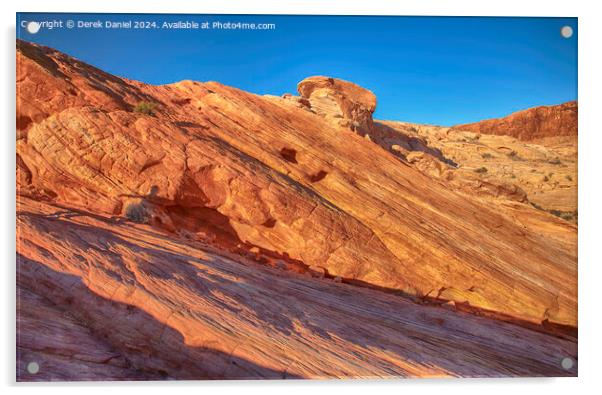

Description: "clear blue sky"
17 13 577 125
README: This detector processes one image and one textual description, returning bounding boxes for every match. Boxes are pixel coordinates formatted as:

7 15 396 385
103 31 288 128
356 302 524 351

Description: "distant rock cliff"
451 101 577 141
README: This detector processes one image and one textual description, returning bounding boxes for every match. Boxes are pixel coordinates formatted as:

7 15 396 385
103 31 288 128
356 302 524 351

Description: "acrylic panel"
16 13 578 381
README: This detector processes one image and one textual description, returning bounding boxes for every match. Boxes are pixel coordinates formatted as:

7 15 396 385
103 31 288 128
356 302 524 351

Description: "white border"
1 0 586 17
3 1 601 394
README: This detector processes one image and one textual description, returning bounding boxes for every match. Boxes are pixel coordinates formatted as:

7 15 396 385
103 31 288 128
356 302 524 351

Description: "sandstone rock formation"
17 196 577 380
378 121 578 217
296 76 377 135
16 40 578 380
451 101 578 141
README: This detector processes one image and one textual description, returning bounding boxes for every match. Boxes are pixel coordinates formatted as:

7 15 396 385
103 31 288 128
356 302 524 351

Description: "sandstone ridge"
451 101 578 141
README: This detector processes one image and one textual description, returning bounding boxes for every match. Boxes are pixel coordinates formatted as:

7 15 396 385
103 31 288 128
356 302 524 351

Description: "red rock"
451 101 578 141
297 76 377 135
15 40 578 380
16 39 577 327
17 197 576 379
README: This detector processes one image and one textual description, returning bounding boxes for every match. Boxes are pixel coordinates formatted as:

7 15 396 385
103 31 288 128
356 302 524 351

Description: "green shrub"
133 101 158 116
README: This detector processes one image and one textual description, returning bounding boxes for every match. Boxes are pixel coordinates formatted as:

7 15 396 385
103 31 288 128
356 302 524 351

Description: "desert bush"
481 153 493 159
551 209 577 222
125 202 151 223
530 203 576 222
133 101 158 116
548 158 562 165
474 166 488 174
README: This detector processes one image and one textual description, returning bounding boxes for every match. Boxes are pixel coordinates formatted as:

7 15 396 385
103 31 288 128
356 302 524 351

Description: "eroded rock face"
17 284 161 381
16 40 577 327
451 101 578 141
17 197 577 380
16 40 577 379
297 76 377 135
378 121 578 216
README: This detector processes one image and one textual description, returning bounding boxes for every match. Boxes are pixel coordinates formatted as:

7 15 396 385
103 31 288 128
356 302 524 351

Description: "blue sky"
17 13 577 125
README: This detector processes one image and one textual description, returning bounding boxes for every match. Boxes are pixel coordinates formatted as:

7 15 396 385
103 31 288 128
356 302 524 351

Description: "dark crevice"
17 115 33 131
262 218 277 228
280 147 298 164
308 170 328 183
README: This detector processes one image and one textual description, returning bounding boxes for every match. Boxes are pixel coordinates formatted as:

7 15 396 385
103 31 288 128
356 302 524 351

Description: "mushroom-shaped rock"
297 76 377 135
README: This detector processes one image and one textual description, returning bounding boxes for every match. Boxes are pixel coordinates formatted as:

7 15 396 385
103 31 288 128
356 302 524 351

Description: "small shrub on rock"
133 101 158 116
125 203 151 224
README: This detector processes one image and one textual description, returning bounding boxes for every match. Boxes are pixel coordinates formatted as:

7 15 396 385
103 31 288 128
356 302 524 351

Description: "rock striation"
297 76 377 136
16 40 578 380
378 121 578 217
17 197 577 380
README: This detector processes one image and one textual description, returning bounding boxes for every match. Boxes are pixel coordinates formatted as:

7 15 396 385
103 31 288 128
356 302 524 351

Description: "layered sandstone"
296 76 377 135
287 80 577 216
16 40 578 380
376 121 578 217
17 197 577 380
451 101 578 141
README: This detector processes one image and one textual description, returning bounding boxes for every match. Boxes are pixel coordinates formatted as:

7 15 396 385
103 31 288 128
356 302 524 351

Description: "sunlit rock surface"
16 40 577 380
